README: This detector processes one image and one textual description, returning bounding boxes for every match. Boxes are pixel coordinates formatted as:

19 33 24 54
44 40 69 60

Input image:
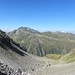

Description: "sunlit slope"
9 27 75 56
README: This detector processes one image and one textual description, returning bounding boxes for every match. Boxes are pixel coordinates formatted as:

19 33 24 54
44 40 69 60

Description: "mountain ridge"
8 27 75 56
0 29 27 56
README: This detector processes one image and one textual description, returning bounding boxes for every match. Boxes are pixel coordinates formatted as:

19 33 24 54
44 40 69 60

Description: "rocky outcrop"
0 29 27 56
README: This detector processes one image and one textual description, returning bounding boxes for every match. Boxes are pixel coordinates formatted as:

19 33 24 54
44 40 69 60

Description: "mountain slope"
9 27 75 56
60 49 75 63
0 29 47 74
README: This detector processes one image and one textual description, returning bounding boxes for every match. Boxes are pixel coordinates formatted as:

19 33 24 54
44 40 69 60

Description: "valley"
0 28 75 75
9 27 75 58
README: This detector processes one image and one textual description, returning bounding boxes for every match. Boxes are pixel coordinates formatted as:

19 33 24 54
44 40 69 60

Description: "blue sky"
0 0 75 32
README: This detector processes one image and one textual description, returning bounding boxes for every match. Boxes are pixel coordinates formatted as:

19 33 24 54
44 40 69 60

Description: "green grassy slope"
60 49 75 63
8 27 75 57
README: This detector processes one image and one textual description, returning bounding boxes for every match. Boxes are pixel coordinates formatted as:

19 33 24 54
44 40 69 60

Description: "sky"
0 0 75 33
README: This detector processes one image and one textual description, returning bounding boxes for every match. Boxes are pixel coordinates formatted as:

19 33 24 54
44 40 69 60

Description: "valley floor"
32 62 75 75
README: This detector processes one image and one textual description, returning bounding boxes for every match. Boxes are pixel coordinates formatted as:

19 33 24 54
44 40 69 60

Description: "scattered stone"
31 68 34 71
0 61 27 75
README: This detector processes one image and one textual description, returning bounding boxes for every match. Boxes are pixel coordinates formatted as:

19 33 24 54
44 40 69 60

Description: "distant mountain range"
8 27 75 56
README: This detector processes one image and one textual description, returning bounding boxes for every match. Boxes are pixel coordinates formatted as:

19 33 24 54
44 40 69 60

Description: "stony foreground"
1 60 75 75
32 62 75 75
0 61 28 75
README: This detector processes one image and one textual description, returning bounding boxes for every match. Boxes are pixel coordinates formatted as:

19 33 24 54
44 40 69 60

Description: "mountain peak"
18 27 32 31
17 27 39 33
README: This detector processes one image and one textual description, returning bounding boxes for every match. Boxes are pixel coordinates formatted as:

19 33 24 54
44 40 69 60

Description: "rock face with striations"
0 29 27 56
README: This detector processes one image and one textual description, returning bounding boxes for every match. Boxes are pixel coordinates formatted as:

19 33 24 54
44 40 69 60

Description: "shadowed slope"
0 29 27 56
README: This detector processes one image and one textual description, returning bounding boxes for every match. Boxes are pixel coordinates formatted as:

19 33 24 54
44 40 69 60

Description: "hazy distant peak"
18 26 32 30
14 27 39 34
18 26 30 30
